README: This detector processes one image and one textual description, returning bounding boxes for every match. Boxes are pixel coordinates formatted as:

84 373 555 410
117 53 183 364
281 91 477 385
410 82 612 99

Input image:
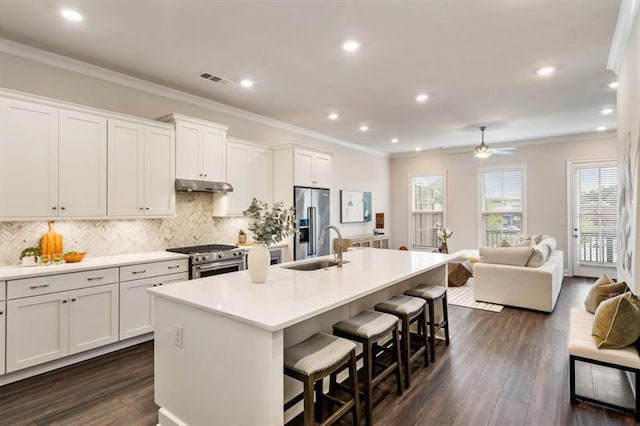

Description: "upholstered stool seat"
333 310 403 425
284 332 360 425
404 285 450 362
375 295 429 388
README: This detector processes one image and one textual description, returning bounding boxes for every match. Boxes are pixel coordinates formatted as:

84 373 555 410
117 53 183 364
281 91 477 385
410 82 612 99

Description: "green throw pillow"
592 292 640 349
584 274 628 314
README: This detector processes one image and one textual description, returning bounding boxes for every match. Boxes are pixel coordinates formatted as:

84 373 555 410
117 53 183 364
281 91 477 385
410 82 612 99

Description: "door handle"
307 206 313 256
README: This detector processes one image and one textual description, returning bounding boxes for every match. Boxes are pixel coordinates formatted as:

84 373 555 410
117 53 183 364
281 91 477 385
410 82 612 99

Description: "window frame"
408 171 446 250
477 164 527 247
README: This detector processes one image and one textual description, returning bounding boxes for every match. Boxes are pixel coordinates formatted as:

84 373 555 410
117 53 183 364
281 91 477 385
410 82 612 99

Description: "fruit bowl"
63 252 86 263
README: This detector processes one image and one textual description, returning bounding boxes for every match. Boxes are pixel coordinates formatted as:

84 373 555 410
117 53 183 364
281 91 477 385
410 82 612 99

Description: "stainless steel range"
166 244 247 279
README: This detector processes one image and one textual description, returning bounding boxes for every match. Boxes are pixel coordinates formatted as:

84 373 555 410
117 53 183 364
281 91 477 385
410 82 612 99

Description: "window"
410 173 445 248
480 167 525 247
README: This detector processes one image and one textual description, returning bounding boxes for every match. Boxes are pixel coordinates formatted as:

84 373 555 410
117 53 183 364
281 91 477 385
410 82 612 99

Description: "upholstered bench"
568 307 640 421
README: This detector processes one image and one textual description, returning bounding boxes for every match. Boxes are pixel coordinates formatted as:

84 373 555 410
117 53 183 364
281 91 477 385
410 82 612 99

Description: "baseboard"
0 333 153 386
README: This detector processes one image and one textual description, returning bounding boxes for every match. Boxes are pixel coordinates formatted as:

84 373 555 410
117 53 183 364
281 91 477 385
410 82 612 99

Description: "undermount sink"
282 259 350 271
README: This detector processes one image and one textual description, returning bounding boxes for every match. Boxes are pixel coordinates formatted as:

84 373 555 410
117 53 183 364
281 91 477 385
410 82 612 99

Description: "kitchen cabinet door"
58 109 107 217
68 283 119 355
0 300 5 375
226 142 252 215
6 292 69 372
252 147 273 204
313 152 332 188
201 126 226 182
175 121 201 180
108 119 145 216
120 278 155 340
294 149 314 187
144 127 175 216
0 98 58 218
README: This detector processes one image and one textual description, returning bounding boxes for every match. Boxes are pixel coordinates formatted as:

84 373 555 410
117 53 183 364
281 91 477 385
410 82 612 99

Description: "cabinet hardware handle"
168 265 180 269
29 284 50 289
87 276 104 281
132 270 146 274
146 207 149 210
140 207 144 210
199 173 203 176
152 284 157 287
71 298 76 302
62 300 68 304
0 311 4 315
61 206 66 210
204 174 207 177
52 206 57 210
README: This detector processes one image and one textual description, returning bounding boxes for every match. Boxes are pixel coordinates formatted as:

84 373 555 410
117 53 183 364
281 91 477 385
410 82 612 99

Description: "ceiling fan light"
474 151 492 159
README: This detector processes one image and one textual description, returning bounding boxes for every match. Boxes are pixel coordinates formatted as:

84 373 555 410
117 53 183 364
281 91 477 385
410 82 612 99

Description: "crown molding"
607 0 640 74
0 38 388 158
390 130 617 159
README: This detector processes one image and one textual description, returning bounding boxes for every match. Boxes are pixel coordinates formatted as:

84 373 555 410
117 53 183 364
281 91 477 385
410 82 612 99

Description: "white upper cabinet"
108 119 175 217
161 114 228 182
252 146 273 203
294 148 331 188
0 98 59 217
58 109 107 217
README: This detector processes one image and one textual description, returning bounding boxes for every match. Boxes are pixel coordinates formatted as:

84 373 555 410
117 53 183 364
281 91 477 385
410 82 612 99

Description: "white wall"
390 133 617 270
0 52 390 263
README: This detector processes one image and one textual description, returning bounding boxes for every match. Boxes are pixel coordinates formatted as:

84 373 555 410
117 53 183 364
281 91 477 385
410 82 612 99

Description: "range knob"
218 253 225 259
195 256 201 262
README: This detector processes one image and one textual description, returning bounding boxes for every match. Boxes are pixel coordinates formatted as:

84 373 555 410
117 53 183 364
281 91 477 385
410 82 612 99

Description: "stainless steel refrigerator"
294 186 331 260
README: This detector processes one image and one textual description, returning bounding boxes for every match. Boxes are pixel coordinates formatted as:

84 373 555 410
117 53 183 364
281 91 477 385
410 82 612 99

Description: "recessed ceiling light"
328 113 339 120
608 81 619 89
342 40 360 53
391 138 399 143
240 79 254 88
415 147 421 152
601 108 614 115
415 94 429 103
596 126 608 131
359 125 369 132
536 66 556 76
60 9 83 21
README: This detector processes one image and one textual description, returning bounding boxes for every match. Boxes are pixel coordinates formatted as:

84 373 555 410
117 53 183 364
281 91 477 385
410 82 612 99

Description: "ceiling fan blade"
493 149 515 155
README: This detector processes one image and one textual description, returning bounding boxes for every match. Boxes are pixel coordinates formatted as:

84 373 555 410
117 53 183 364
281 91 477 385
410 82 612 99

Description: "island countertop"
148 248 453 332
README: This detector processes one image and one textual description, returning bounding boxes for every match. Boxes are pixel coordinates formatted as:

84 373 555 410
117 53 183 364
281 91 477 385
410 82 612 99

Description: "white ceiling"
0 0 620 154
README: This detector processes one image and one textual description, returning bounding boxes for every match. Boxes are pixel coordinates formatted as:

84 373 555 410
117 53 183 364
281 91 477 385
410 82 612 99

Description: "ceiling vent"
199 72 232 85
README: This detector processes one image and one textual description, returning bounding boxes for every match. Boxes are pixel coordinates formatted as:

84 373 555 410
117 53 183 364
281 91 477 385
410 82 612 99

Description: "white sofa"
473 249 564 312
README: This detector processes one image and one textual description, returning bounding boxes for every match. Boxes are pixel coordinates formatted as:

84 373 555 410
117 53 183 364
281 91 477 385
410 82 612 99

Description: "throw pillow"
501 239 533 248
539 237 557 252
584 274 629 314
526 243 550 267
479 247 534 267
530 234 543 244
592 292 640 349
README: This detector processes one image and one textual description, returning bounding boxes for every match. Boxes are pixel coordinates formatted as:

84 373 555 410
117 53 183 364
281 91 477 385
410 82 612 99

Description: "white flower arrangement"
437 227 453 243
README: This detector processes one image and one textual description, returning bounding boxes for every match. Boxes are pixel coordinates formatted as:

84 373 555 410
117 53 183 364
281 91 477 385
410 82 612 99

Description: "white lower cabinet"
68 284 119 354
120 272 188 340
0 281 5 375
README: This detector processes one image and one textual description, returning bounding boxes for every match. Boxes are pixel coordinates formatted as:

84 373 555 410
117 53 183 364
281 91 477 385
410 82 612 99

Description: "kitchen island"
148 248 454 426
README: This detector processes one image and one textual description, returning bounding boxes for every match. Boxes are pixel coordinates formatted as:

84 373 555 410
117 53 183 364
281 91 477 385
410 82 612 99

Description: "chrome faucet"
318 225 343 267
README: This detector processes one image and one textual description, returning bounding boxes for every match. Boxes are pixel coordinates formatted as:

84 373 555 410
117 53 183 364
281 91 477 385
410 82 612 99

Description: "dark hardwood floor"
0 277 635 425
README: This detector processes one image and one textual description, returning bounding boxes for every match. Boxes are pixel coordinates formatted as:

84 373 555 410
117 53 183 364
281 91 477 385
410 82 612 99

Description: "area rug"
447 279 504 312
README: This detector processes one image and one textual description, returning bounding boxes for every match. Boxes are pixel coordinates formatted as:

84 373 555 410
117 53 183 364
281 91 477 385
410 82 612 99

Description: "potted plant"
20 246 40 266
243 198 295 283
437 227 453 254
238 229 248 244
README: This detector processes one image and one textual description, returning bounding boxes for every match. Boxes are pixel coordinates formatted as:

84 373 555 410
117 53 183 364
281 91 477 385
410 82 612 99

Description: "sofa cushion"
501 238 532 248
592 292 640 349
584 274 629 314
539 237 557 252
530 234 543 244
527 243 551 267
479 247 533 266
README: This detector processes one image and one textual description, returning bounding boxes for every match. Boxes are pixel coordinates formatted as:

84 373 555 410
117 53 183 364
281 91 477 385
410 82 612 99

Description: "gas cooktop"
166 244 239 255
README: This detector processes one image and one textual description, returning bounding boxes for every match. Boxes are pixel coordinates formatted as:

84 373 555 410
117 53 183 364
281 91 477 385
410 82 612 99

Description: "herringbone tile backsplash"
0 192 249 265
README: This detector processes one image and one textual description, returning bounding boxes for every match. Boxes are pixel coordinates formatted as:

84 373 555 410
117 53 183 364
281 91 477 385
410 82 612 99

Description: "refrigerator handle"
307 206 313 256
311 206 317 255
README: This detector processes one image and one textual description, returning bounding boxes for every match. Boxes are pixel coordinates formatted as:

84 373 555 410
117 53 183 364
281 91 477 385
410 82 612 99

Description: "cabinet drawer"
120 259 188 282
8 268 119 300
0 281 5 301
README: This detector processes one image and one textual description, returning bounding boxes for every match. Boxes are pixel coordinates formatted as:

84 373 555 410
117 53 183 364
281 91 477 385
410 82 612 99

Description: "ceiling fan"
474 126 515 158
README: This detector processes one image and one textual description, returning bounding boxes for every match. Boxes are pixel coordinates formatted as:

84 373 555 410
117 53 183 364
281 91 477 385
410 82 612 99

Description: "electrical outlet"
174 326 183 348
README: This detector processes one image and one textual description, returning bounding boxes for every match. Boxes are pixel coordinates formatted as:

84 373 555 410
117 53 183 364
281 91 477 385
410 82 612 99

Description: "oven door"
192 260 245 279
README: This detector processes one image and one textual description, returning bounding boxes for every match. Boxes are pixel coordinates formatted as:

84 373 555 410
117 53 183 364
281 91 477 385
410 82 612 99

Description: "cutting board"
40 220 63 255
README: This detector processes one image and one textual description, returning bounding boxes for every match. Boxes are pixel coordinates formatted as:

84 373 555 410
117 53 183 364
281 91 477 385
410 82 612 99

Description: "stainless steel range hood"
175 179 233 193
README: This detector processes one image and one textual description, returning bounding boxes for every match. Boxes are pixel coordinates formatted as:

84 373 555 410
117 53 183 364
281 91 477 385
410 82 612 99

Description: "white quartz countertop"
148 248 455 332
0 251 189 281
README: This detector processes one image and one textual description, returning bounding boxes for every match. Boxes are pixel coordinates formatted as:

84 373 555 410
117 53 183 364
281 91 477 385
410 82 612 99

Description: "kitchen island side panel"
153 297 284 426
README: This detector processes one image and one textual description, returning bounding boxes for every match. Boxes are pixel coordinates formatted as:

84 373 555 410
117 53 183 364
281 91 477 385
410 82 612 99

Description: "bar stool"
404 285 450 362
333 310 403 425
374 295 429 388
284 332 361 426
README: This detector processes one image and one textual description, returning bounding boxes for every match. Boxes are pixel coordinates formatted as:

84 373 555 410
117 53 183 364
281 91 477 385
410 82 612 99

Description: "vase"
440 242 449 254
248 243 270 283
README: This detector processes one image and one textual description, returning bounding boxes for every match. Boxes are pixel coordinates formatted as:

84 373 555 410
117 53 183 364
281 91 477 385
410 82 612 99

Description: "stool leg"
443 293 450 346
314 378 323 422
348 349 361 426
328 370 337 413
402 315 411 388
393 325 404 396
303 376 314 426
363 340 374 426
428 299 436 362
420 309 429 367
